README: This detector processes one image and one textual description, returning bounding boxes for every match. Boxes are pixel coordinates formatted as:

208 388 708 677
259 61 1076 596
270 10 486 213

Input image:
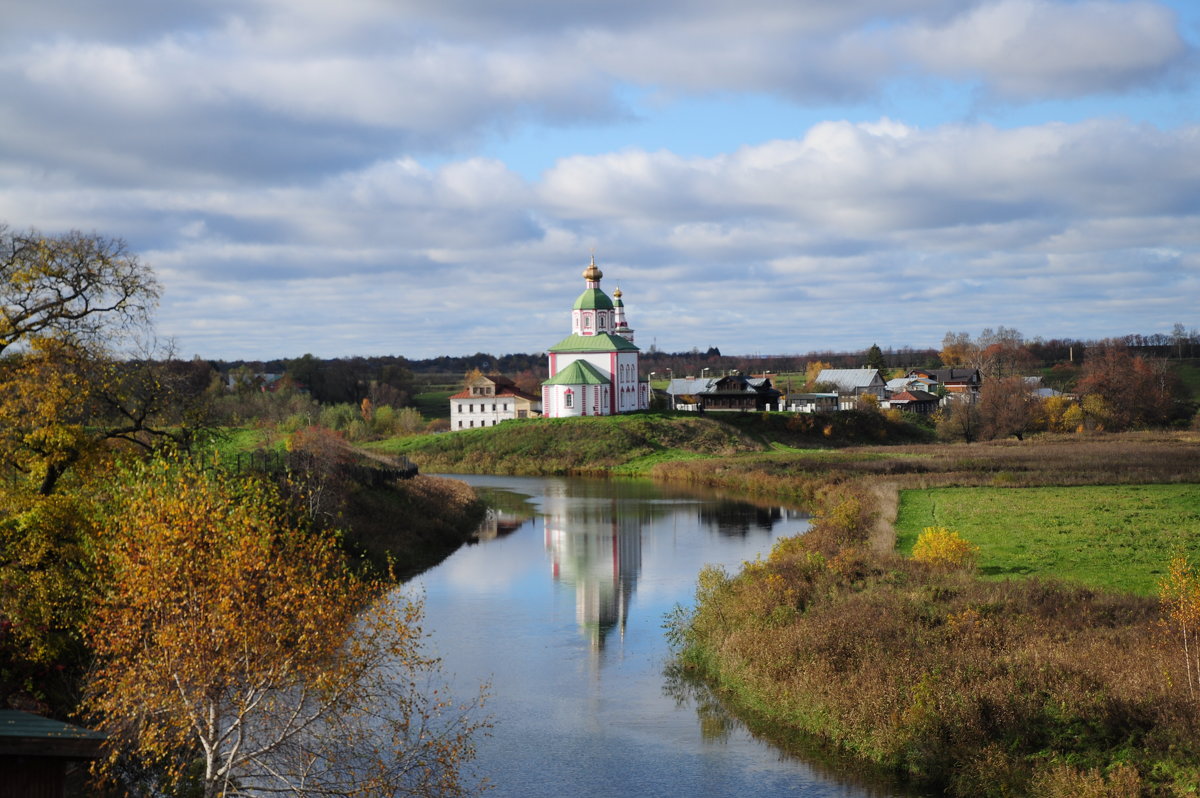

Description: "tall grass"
670 435 1200 796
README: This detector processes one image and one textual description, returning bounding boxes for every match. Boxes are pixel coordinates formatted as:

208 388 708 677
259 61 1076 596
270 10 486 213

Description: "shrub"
912 526 978 570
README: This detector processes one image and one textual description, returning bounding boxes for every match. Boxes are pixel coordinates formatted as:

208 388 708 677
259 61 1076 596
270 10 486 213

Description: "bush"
911 526 978 570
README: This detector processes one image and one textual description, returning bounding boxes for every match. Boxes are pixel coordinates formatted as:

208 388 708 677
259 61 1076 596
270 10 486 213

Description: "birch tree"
87 458 488 797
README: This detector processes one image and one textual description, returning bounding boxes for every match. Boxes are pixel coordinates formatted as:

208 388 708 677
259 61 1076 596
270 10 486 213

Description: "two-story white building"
449 373 541 430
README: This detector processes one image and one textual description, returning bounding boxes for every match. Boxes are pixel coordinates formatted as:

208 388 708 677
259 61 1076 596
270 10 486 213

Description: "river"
408 474 906 797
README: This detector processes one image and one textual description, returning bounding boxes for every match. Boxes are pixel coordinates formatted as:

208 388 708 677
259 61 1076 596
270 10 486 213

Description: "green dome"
573 288 614 311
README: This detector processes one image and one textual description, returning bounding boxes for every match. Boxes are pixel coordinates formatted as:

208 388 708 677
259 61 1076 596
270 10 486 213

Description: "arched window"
564 390 574 408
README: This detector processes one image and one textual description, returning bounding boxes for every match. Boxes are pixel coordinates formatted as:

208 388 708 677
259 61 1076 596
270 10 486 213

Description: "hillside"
366 410 933 475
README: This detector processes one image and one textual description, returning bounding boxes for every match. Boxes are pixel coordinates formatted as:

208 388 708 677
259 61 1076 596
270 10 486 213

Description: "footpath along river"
406 474 912 797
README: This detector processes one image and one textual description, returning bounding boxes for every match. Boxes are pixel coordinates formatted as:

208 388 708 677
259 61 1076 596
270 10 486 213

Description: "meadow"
896 484 1200 595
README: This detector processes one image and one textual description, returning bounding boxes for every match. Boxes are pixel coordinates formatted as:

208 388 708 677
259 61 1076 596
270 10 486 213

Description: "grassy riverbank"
896 484 1200 595
665 431 1200 796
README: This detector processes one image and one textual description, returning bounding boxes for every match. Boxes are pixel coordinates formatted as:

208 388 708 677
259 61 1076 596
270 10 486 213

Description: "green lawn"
896 484 1200 595
412 390 453 420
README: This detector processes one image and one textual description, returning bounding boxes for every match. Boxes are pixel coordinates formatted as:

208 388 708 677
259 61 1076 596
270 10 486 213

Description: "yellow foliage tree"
1159 554 1200 700
86 458 488 798
912 526 979 570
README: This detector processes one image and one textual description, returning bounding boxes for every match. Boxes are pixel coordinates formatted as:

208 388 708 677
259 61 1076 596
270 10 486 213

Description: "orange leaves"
912 526 979 571
85 456 488 796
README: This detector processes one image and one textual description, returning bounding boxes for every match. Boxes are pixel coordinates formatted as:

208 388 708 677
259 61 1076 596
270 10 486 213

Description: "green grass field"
896 484 1200 594
411 390 453 420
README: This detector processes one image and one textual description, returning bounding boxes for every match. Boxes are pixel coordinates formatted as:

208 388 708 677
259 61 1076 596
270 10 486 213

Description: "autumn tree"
936 398 982 442
87 458 488 798
0 226 210 494
0 226 158 356
803 360 832 389
939 331 973 368
978 375 1040 441
1160 554 1200 700
1076 341 1183 429
941 328 1034 379
0 337 216 494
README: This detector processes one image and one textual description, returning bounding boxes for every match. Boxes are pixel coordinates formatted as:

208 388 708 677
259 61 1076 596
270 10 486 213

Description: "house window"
458 420 462 428
492 403 496 411
564 391 574 408
457 403 462 412
469 420 474 427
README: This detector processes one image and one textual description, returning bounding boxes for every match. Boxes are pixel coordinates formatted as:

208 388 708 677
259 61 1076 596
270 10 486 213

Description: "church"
542 257 649 418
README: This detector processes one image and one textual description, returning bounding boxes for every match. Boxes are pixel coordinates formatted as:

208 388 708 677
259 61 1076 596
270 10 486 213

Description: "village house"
542 257 650 418
781 392 840 413
883 389 941 414
815 368 887 409
666 374 781 412
906 367 983 396
449 373 541 430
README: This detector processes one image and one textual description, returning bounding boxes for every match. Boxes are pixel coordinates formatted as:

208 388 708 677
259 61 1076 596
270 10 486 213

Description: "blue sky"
0 0 1197 360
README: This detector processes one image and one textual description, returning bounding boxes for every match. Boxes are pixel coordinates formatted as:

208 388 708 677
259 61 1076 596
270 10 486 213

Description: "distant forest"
203 326 1200 407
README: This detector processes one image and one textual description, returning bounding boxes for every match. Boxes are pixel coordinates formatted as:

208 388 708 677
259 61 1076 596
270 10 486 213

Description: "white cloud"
902 0 1189 99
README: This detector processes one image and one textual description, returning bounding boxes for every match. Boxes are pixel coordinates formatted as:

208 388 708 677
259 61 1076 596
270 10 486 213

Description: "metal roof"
0 710 106 759
572 288 614 311
544 359 610 386
548 332 639 353
816 369 884 390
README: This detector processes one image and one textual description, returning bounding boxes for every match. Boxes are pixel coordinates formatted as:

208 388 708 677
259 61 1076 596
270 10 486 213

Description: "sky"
1 0 1197 361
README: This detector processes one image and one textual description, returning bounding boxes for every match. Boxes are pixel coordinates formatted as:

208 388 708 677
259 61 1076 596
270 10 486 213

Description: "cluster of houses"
449 255 1041 430
663 367 984 415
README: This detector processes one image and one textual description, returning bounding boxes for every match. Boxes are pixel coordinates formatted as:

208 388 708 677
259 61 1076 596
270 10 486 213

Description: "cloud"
0 1 1196 358
68 116 1187 358
901 0 1190 100
0 0 1191 189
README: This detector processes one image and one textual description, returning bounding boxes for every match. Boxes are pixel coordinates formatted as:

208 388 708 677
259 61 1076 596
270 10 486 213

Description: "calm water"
407 475 904 798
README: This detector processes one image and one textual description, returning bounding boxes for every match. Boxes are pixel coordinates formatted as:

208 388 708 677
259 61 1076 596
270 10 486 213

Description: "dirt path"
866 481 899 554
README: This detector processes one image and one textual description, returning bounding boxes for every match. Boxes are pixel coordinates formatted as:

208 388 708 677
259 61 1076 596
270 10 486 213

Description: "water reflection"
543 492 642 648
699 501 808 538
424 475 900 797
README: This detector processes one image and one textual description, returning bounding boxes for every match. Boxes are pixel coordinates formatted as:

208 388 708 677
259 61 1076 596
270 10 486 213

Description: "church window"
564 391 574 408
583 315 591 329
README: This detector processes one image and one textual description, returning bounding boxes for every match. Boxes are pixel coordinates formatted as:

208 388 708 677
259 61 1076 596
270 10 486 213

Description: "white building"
450 373 541 430
542 258 650 418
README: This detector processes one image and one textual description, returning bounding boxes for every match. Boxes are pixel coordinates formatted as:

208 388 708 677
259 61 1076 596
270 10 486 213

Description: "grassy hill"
365 410 933 475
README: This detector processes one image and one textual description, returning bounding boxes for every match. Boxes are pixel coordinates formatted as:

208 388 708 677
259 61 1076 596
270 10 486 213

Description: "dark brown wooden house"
0 711 106 798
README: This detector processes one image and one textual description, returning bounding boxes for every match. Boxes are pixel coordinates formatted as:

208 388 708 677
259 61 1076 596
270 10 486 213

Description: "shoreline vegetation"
388 412 1200 796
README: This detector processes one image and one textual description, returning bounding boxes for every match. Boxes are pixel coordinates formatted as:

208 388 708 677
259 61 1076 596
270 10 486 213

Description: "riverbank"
341 474 486 580
664 431 1200 796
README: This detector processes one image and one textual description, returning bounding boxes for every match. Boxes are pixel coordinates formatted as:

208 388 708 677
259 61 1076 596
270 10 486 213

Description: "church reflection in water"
470 478 806 653
542 487 643 650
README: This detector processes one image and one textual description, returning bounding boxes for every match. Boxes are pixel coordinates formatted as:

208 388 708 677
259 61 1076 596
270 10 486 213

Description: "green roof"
572 288 614 311
544 359 610 386
549 332 639 353
0 710 106 758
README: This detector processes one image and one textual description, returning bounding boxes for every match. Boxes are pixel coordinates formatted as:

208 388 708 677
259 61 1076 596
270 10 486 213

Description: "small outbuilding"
0 710 106 798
